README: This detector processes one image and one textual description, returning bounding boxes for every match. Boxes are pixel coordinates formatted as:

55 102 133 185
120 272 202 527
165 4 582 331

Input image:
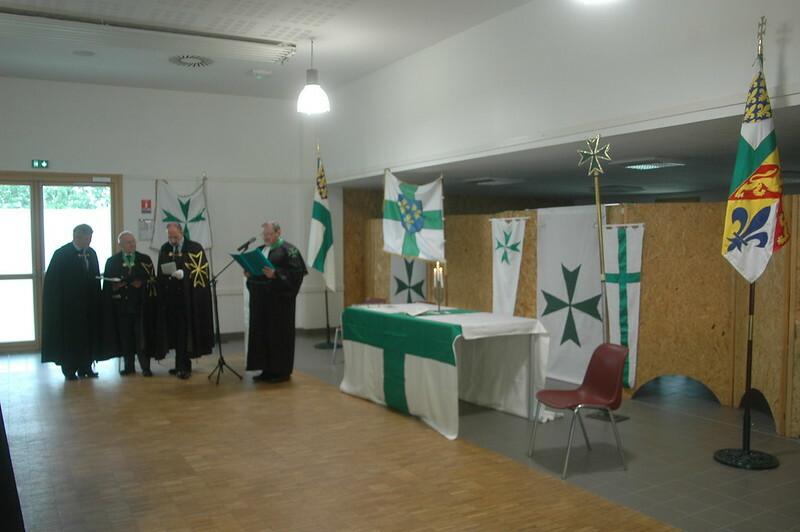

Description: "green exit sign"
32 159 49 169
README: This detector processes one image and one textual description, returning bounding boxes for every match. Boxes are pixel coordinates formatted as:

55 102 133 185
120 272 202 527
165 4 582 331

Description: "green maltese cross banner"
537 205 603 384
151 179 212 249
491 218 526 316
390 256 426 304
383 170 445 262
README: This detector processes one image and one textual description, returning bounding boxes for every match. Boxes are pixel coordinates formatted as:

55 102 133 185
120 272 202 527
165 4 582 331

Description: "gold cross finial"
757 16 766 61
577 134 612 177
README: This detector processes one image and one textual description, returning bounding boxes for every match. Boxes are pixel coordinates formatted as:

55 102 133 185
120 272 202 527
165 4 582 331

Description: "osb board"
789 196 800 437
610 203 737 406
365 218 390 302
730 198 793 435
443 214 493 311
343 189 382 307
493 210 538 317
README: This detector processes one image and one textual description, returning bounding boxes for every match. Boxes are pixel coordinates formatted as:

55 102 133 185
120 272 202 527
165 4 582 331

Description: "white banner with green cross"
382 170 445 262
603 224 643 388
339 304 552 440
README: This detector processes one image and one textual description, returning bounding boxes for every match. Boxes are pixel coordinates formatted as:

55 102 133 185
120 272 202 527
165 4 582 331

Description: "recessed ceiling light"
73 50 95 57
625 161 686 171
249 69 272 80
169 55 213 68
574 0 621 5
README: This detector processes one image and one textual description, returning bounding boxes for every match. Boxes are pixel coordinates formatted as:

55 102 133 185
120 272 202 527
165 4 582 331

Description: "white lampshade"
297 68 330 114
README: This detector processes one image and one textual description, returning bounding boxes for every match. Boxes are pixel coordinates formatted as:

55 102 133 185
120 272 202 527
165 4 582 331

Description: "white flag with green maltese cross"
383 170 445 262
603 224 643 388
151 179 212 249
537 205 603 384
492 218 526 316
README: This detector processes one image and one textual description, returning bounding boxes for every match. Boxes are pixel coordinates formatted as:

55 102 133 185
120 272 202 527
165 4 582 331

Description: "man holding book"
245 221 308 382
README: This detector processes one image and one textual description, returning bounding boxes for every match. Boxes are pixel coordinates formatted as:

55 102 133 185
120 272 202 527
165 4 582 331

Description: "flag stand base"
713 449 779 470
314 341 342 350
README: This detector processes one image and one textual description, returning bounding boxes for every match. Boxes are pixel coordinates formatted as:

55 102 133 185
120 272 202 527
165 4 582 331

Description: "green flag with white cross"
383 170 445 262
603 224 643 388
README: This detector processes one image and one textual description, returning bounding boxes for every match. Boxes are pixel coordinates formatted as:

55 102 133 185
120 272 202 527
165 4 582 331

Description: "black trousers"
115 310 150 372
166 304 192 372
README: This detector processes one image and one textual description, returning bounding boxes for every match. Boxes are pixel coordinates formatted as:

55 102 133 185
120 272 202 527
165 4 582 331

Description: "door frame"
0 171 123 353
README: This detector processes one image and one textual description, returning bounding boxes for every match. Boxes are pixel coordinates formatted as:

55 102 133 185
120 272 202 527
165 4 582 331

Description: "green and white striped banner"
603 224 643 388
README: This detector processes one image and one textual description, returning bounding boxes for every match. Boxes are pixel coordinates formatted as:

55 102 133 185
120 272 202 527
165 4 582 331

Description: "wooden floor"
1 353 672 532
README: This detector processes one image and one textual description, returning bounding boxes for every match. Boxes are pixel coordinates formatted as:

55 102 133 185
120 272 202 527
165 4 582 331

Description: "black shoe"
168 368 178 375
119 369 135 376
252 372 269 382
79 369 99 378
176 371 190 380
64 373 78 381
142 369 153 377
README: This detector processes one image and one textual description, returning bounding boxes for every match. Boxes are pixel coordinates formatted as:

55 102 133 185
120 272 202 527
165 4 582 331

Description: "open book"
231 248 275 277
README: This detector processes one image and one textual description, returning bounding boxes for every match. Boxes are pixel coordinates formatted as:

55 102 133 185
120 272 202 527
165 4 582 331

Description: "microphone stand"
207 249 245 385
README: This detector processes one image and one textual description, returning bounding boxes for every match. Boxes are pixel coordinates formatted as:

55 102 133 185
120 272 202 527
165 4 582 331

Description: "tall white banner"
491 218 526 316
604 224 644 388
150 179 212 249
390 256 427 304
537 206 603 384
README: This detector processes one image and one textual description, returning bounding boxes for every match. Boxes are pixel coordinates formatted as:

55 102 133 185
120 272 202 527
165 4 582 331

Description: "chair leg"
562 409 578 479
527 401 542 457
575 407 592 451
331 326 341 364
607 408 627 471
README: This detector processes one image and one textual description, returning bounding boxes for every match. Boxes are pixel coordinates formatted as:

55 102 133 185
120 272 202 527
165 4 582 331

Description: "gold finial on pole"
757 16 766 68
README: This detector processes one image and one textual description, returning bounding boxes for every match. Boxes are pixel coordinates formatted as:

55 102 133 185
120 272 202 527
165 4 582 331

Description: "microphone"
236 237 257 252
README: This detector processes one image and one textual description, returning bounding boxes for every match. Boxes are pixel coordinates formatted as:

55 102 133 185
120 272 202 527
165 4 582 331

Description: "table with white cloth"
339 303 551 440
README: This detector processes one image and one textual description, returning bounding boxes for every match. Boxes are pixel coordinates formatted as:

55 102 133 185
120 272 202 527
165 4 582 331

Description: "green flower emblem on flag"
541 264 601 346
495 230 521 264
161 197 206 242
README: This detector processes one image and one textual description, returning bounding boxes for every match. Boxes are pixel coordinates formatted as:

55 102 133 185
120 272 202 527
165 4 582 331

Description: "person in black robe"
101 231 161 376
246 221 308 383
156 222 214 379
41 224 103 380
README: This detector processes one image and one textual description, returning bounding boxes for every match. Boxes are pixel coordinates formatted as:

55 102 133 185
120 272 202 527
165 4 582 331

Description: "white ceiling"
0 0 531 98
1 0 798 202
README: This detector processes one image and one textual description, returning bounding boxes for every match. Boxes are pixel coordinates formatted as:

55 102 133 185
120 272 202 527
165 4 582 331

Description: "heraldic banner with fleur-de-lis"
721 68 789 283
382 170 445 262
150 179 213 251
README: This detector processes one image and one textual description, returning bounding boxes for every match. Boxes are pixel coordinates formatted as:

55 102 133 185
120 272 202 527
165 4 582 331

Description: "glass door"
0 184 36 348
0 175 120 353
42 185 113 272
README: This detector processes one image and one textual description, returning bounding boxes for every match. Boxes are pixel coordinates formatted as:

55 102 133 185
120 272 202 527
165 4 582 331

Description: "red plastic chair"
527 343 629 479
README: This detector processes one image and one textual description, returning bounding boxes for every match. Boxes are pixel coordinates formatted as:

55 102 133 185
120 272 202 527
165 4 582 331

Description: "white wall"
0 76 344 332
321 0 800 181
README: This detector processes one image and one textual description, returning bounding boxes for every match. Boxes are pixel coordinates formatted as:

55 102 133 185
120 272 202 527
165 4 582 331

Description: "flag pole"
714 16 778 471
311 141 340 350
578 135 612 343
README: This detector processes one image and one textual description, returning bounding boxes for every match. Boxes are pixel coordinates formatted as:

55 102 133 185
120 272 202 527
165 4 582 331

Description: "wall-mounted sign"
141 199 152 214
32 159 49 169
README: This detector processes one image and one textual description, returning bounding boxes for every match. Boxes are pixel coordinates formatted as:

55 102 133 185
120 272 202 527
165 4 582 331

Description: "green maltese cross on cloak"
394 259 425 303
577 134 612 176
496 230 521 264
161 197 206 241
542 264 602 346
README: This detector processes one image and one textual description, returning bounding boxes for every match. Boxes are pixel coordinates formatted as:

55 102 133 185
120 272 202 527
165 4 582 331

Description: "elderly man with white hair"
101 231 160 376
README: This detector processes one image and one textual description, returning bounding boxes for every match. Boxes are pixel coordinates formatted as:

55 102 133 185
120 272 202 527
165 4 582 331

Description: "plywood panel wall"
608 203 737 406
343 189 382 307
